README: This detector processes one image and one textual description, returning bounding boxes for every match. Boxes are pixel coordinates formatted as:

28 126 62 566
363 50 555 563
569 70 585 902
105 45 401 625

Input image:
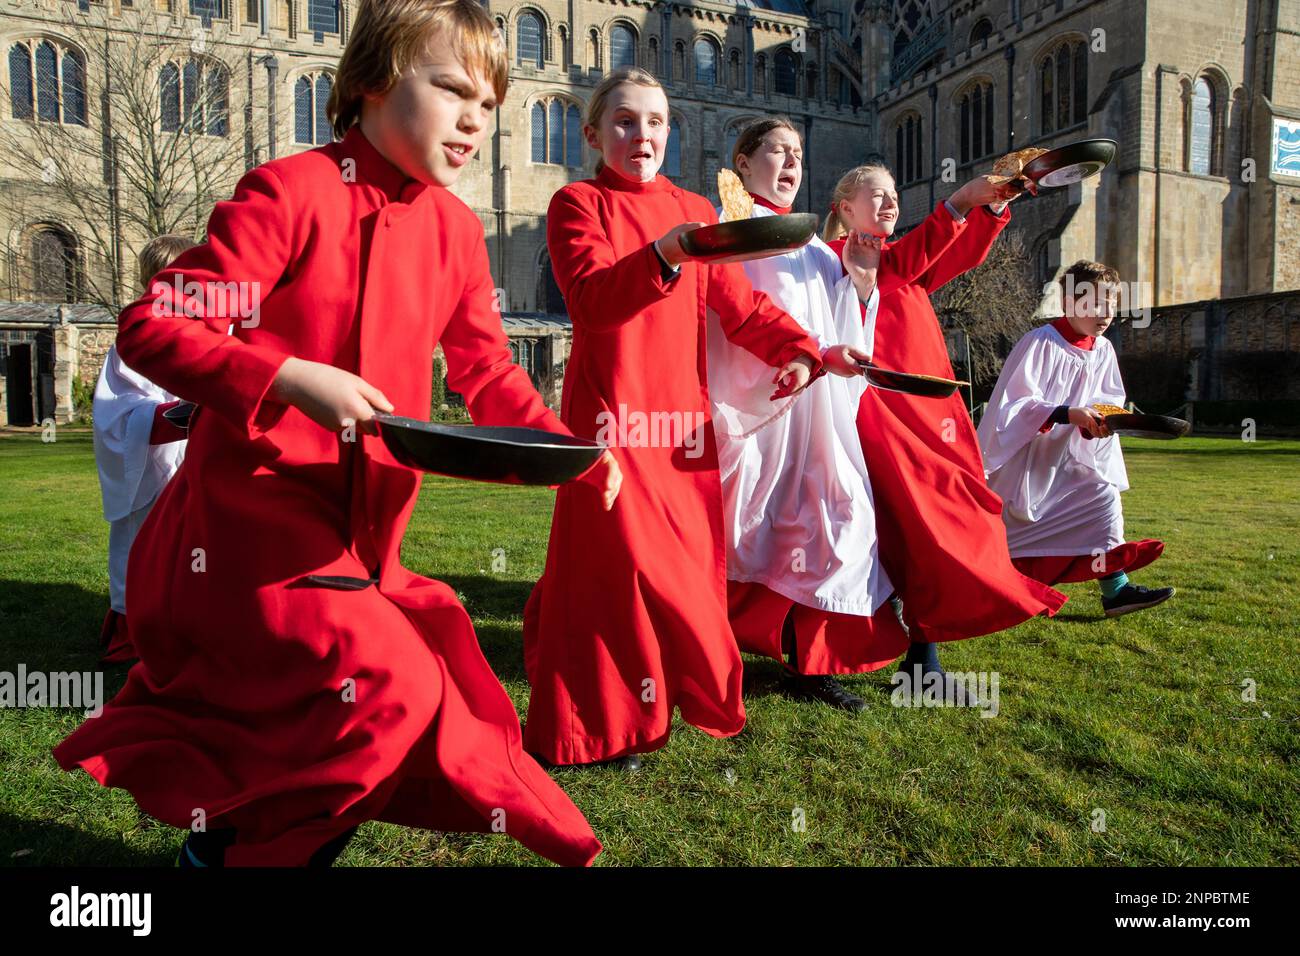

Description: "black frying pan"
679 214 821 264
1021 138 1117 189
855 361 968 399
371 414 605 485
1103 413 1190 440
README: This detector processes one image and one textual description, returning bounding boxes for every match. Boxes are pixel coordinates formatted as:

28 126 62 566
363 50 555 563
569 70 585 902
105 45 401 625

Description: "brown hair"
1058 259 1121 297
584 67 666 174
821 163 893 241
327 0 508 141
138 235 197 291
731 116 800 169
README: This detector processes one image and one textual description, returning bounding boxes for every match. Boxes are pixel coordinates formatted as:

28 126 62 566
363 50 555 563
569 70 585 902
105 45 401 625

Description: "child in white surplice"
92 235 195 661
977 259 1174 618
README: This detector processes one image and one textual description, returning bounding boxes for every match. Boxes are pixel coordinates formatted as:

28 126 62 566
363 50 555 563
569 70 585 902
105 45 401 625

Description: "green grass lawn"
1 430 1296 866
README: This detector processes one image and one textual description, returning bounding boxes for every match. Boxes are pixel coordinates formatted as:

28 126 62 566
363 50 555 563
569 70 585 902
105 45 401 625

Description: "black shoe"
1102 583 1175 618
784 672 867 712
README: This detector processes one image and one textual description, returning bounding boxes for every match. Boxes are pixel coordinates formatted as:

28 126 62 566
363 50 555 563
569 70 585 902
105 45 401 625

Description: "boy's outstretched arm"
115 166 296 440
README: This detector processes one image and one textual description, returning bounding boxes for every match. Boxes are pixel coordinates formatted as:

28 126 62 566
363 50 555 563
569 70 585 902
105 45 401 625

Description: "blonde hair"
821 163 893 241
138 235 197 291
584 67 666 174
327 0 508 141
731 116 800 170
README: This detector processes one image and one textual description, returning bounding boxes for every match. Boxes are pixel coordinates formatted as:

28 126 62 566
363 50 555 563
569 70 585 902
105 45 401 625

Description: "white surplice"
977 323 1129 558
706 204 892 616
93 345 186 613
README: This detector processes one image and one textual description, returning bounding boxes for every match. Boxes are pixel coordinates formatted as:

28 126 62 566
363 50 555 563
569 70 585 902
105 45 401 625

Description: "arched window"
647 37 660 76
548 99 563 164
530 102 545 163
673 41 685 82
557 26 570 70
775 48 797 96
588 29 601 71
1188 76 1217 176
517 12 543 68
1033 237 1053 288
728 49 742 90
611 24 636 70
28 226 78 302
35 42 57 121
293 73 333 145
160 58 228 136
565 103 581 167
805 62 818 101
755 54 766 95
7 40 87 126
970 18 993 47
894 112 923 184
531 97 583 167
958 80 994 164
307 0 339 35
694 38 718 87
1039 39 1087 135
538 248 565 314
664 117 682 178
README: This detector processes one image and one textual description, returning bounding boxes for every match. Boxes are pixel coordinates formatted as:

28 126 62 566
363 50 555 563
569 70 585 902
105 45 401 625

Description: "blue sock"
1100 572 1129 599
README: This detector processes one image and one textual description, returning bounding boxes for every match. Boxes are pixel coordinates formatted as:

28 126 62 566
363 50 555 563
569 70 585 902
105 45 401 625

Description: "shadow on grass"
436 574 535 621
0 812 172 867
0 580 113 672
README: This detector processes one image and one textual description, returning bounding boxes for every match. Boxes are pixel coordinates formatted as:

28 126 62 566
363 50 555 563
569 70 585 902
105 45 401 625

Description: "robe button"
672 190 681 197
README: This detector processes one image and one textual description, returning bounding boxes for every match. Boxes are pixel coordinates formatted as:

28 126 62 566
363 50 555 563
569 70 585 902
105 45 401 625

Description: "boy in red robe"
825 166 1067 701
52 0 616 867
524 69 862 768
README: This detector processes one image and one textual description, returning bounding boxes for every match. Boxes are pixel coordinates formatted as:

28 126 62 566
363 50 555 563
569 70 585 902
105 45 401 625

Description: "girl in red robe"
523 69 857 767
823 166 1067 697
52 0 614 867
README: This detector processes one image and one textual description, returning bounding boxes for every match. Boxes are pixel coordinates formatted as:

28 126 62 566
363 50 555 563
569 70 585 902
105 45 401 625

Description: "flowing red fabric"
828 203 1067 642
1013 540 1165 586
523 166 822 765
726 581 909 674
53 128 601 866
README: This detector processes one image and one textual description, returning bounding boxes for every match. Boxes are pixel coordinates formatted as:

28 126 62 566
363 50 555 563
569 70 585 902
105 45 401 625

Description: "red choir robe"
52 127 601 867
522 166 823 765
1003 317 1164 585
827 203 1067 643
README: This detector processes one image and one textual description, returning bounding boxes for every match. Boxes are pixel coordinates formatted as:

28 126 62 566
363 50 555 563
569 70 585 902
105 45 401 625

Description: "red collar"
596 164 674 193
1052 315 1095 351
338 126 428 204
748 192 791 215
